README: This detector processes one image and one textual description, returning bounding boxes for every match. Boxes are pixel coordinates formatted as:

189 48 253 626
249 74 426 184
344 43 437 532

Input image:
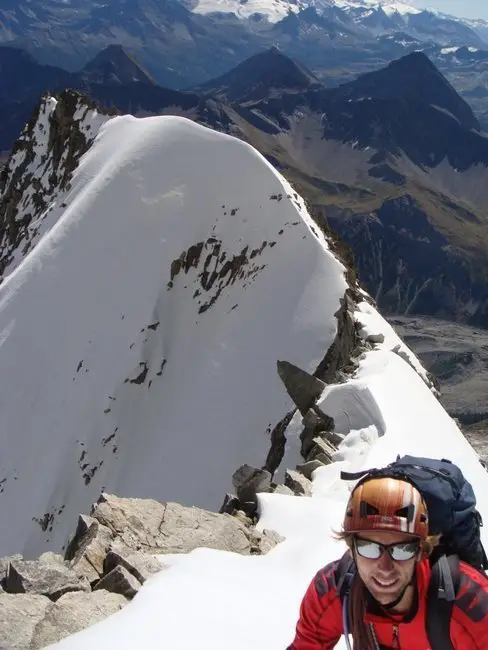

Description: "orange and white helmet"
343 476 429 539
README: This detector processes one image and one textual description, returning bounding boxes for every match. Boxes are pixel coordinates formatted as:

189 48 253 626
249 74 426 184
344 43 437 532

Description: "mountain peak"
81 45 156 86
339 51 479 131
192 48 322 103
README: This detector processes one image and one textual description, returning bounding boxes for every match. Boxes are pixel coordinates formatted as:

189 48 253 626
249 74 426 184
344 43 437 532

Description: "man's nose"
378 549 395 571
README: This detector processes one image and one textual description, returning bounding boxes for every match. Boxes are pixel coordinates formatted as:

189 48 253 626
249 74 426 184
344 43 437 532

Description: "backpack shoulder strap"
335 554 356 650
426 555 460 650
336 552 356 600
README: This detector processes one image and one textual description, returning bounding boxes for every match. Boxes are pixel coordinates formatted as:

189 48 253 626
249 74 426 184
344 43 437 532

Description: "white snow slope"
46 262 488 650
0 113 350 558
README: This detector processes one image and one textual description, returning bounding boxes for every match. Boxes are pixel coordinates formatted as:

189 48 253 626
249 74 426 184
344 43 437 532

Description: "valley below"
389 314 488 462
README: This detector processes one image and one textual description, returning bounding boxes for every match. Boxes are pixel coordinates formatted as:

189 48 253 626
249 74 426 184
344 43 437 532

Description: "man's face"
353 530 421 606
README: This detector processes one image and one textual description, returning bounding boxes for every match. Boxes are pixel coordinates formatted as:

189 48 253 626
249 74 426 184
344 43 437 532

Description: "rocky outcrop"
0 491 284 647
5 559 90 600
29 590 128 649
89 493 280 556
0 593 51 649
0 91 115 281
0 590 127 650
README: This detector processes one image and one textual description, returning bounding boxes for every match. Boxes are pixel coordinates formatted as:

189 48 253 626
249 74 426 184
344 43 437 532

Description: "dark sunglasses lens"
355 540 382 559
390 542 419 561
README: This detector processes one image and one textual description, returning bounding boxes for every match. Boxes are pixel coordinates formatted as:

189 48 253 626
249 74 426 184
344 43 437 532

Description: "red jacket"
288 554 488 649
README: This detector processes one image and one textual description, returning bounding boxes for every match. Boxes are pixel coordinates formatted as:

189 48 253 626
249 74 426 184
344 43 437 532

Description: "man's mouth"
372 576 398 589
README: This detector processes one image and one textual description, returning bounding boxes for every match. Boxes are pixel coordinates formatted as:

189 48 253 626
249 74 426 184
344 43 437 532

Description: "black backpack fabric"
339 455 488 649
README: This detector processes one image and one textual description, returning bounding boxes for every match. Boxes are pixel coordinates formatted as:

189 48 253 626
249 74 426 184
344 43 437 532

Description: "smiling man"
287 476 488 649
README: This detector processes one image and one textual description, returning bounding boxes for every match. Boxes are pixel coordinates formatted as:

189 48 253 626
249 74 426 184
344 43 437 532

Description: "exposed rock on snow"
0 490 284 645
0 593 51 649
284 469 312 496
277 361 327 417
5 559 90 601
295 459 324 480
93 565 141 599
29 590 127 649
104 545 163 585
65 515 114 584
90 493 253 554
232 464 272 507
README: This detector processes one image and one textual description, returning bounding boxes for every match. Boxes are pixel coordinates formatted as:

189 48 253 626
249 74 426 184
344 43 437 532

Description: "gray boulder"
38 552 65 566
306 436 336 464
94 565 141 599
249 528 284 555
365 332 385 344
65 514 114 584
5 560 90 601
231 464 272 504
285 469 313 496
0 593 50 649
321 430 345 447
300 408 335 457
219 493 241 515
104 544 164 584
269 484 294 496
0 554 22 584
296 459 324 480
277 361 326 415
30 590 127 649
91 493 252 555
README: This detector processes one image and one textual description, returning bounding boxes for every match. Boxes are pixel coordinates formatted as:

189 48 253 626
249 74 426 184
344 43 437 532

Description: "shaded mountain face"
190 47 322 102
0 46 72 103
333 51 480 131
79 44 156 85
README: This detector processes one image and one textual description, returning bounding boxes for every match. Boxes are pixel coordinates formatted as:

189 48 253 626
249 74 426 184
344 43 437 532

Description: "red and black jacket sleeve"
452 561 488 648
287 559 344 650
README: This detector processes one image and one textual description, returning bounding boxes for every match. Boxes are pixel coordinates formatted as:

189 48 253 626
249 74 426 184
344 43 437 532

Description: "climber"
286 474 488 649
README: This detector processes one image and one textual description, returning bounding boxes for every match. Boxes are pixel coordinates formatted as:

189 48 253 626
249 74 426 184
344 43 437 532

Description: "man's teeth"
375 578 397 587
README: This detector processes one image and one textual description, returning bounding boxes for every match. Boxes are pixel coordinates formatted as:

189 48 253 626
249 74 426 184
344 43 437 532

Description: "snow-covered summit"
334 0 420 16
190 0 421 21
191 0 310 22
0 97 359 558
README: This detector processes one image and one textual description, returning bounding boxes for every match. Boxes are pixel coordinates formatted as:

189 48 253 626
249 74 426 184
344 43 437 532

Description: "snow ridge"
0 111 351 557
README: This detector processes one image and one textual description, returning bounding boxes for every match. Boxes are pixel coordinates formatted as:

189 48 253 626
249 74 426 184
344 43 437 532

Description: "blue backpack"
339 455 488 650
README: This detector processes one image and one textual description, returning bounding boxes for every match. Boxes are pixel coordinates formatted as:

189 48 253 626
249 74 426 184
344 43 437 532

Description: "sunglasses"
354 537 420 562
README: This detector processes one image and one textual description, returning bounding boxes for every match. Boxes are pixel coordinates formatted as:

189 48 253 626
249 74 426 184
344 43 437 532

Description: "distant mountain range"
2 45 488 328
1 0 487 89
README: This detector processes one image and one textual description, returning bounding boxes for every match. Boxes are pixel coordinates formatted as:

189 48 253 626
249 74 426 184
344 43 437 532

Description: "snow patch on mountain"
192 0 310 21
335 0 420 16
